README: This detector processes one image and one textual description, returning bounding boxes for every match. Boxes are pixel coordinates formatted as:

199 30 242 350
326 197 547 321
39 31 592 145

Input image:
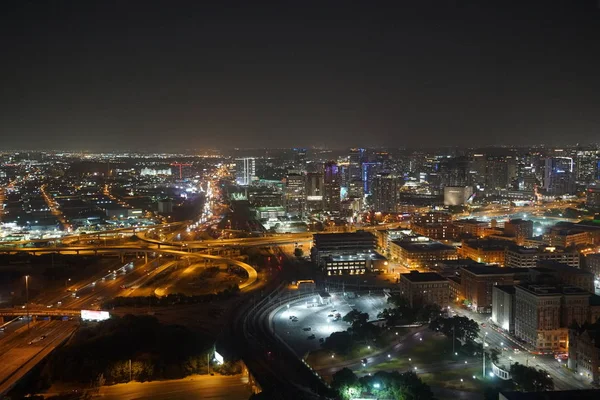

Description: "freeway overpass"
0 245 258 290
0 308 80 322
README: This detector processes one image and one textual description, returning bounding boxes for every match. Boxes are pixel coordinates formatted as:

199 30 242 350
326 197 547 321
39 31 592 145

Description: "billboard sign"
81 310 110 321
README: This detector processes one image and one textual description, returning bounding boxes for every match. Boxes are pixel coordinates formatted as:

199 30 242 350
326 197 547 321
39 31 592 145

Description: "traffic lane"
34 258 137 307
99 375 252 400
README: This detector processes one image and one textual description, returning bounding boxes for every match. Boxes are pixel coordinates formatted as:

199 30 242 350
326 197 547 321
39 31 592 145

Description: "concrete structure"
321 253 387 276
411 211 458 240
371 173 402 212
323 161 341 213
454 219 489 238
459 239 508 265
459 265 528 313
398 271 450 308
587 253 600 279
157 199 173 214
545 227 593 247
514 284 591 352
544 156 576 195
504 219 533 245
569 320 600 383
444 186 474 206
284 173 305 216
235 157 256 186
305 172 324 211
534 261 594 292
311 231 376 266
491 285 516 333
390 238 457 269
587 184 600 209
504 245 580 268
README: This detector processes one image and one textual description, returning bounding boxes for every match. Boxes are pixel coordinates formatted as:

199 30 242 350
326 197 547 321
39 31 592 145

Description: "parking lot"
273 291 389 357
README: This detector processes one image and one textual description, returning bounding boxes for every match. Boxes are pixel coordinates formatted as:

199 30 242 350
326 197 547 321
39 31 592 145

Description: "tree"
488 348 500 364
342 310 369 330
430 315 480 344
322 331 354 355
332 368 360 400
293 247 303 258
358 371 434 400
509 363 554 392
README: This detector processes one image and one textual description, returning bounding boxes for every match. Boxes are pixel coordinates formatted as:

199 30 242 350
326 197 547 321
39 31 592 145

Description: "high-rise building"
587 183 600 209
323 161 341 213
504 219 534 245
485 155 514 190
371 173 402 212
348 148 366 181
284 173 305 216
362 162 382 195
544 157 575 195
293 148 307 172
438 156 471 187
235 157 256 186
305 172 324 211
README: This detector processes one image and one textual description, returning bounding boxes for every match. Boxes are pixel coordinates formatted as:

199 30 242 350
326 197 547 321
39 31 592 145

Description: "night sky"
1 1 600 151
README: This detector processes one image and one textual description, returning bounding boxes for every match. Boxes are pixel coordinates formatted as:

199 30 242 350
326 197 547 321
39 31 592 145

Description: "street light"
65 278 71 288
25 275 30 330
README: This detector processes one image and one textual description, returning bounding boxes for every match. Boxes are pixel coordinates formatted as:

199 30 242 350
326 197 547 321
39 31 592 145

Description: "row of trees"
102 285 239 308
332 368 434 400
321 310 382 354
41 315 238 386
377 295 443 326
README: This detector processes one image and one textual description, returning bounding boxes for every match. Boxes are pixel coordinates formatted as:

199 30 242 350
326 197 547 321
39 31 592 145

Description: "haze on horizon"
1 1 600 151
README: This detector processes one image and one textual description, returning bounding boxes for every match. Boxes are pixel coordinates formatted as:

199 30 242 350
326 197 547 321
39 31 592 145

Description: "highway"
0 320 78 395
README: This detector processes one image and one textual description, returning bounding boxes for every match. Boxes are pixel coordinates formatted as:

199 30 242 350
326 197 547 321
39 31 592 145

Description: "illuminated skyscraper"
235 157 256 186
323 161 341 213
371 173 402 212
544 157 575 195
284 173 305 216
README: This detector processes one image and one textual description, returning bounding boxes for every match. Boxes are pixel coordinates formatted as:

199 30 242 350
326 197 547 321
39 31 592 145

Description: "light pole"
482 332 487 378
25 275 30 330
65 278 71 288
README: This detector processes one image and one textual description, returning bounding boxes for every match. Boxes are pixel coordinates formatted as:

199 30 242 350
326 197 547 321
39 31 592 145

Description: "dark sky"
2 1 600 151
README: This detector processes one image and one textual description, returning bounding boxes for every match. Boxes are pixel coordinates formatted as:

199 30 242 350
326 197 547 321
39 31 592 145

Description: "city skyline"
2 1 600 150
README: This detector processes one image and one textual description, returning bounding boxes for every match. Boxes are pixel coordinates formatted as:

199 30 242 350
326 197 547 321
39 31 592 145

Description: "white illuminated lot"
273 292 388 357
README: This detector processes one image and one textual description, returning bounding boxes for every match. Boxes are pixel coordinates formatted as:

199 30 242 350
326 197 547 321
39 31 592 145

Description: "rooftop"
495 285 516 295
516 284 589 296
461 265 525 276
392 240 455 252
401 271 447 283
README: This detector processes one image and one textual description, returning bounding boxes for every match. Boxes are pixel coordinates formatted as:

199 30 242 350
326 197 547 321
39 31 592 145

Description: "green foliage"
429 315 480 344
322 331 354 355
488 348 501 364
103 285 239 308
509 362 554 392
333 369 434 400
45 315 214 384
342 309 369 328
378 297 442 326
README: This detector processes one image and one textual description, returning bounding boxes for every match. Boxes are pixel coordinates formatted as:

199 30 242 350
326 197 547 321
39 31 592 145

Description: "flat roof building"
399 271 449 308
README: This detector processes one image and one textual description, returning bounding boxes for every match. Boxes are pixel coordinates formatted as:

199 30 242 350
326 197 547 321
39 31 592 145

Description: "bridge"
0 308 80 322
0 245 258 290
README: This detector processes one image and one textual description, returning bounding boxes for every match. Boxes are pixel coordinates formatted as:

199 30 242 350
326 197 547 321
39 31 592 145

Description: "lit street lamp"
25 275 30 330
